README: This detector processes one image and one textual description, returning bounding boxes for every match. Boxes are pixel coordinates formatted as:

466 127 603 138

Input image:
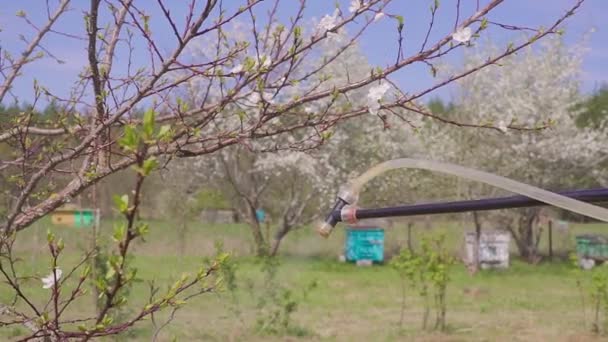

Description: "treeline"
3 83 606 220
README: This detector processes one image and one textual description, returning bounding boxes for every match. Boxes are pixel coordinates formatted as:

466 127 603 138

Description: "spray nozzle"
317 197 348 238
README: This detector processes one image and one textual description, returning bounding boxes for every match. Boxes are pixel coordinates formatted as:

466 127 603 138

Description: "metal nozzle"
317 197 348 238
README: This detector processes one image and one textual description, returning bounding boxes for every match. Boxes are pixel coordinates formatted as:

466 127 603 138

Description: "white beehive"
464 231 510 269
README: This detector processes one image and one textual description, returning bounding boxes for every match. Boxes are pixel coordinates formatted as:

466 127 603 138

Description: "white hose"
345 158 608 222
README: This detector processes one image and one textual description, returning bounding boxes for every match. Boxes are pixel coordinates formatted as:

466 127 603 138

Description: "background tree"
427 35 607 262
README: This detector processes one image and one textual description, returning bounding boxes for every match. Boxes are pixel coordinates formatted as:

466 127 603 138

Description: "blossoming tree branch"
0 0 586 339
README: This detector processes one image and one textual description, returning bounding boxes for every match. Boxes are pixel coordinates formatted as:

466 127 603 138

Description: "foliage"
195 189 231 211
571 254 608 335
251 256 317 336
577 85 608 129
0 106 229 339
3 219 608 340
221 255 317 337
391 234 454 331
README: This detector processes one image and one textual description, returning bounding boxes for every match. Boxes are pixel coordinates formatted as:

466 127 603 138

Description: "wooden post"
548 219 553 261
472 211 482 273
407 222 413 253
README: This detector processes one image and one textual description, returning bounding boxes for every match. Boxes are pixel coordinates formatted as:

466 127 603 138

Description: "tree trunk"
243 204 267 256
269 223 291 257
269 236 282 257
508 209 541 263
250 220 267 256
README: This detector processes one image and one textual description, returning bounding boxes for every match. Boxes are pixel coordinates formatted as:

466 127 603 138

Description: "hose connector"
340 205 358 225
338 185 359 205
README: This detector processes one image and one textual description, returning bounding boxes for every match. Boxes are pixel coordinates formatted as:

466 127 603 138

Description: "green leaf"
81 265 91 278
102 314 114 326
243 56 257 72
236 110 246 122
136 222 150 237
480 18 488 30
40 312 49 324
112 223 126 242
395 15 404 30
143 108 155 139
157 125 172 141
331 87 340 100
46 229 55 243
142 14 150 33
216 252 230 264
119 125 139 151
105 266 116 280
294 26 302 39
125 268 138 282
141 157 158 176
172 299 187 307
95 278 107 292
113 194 129 214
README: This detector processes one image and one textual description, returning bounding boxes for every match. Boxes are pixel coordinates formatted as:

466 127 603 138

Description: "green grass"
2 217 608 341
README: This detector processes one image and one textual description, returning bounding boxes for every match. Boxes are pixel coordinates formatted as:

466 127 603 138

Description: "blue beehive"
345 226 385 263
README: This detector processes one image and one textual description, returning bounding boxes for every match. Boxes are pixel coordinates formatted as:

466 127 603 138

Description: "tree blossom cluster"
423 35 606 260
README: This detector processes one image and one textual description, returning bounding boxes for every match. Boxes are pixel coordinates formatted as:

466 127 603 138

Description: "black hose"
350 187 608 220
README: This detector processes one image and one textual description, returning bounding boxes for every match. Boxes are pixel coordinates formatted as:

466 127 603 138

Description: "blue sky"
0 0 606 107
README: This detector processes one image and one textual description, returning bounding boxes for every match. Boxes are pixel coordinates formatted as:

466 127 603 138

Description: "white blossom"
244 92 260 106
420 30 608 258
349 0 362 13
326 31 344 42
242 91 275 107
367 82 390 115
272 76 286 87
230 64 243 74
259 55 272 68
452 27 472 43
42 268 62 289
374 12 385 22
318 9 340 32
173 19 431 217
497 120 508 133
262 91 275 104
430 35 607 202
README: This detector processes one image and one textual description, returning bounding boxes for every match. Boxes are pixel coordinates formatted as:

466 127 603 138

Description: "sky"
0 0 606 108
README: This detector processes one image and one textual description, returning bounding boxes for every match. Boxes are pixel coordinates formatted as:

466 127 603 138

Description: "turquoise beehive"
345 225 385 263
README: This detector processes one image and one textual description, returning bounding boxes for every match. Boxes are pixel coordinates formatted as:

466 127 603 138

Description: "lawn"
2 217 608 341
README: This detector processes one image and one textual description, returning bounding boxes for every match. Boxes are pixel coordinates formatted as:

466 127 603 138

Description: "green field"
2 218 608 341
